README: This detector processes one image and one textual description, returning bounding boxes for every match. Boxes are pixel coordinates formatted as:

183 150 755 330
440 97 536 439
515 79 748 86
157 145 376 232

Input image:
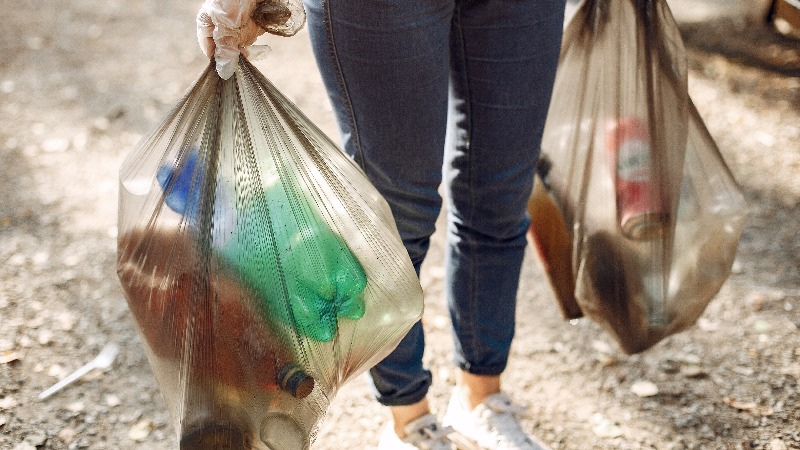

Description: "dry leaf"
723 397 774 416
0 350 21 364
0 339 14 352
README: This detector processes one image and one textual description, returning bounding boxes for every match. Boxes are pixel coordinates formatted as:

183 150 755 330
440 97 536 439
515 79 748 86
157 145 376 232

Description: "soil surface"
1 1 798 449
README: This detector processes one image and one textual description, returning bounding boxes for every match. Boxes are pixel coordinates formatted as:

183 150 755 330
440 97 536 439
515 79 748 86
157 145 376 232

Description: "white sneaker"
377 413 455 450
442 391 551 450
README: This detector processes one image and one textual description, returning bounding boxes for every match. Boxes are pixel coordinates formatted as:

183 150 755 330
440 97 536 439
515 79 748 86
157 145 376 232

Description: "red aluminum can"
606 118 666 240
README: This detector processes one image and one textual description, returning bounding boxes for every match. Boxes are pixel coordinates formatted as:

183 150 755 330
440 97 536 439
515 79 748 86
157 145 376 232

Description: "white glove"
197 0 272 80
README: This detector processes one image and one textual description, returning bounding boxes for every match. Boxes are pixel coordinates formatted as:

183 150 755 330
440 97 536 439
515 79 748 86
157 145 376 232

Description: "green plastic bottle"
216 179 367 342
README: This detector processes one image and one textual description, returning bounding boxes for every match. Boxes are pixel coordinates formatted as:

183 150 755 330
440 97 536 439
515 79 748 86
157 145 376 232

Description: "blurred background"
0 0 798 449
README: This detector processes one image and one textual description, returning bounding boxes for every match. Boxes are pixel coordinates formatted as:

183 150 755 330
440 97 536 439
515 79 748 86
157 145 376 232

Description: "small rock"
430 315 449 330
697 318 720 331
105 394 121 407
658 359 680 374
769 438 788 450
66 401 85 413
8 254 26 265
592 340 614 354
92 117 110 131
48 364 65 378
591 413 622 438
31 251 50 266
732 366 755 376
41 138 69 153
56 312 77 331
0 414 7 426
676 353 701 365
0 339 12 351
631 380 659 397
128 420 153 442
0 80 14 94
681 365 707 378
753 320 772 333
18 335 33 348
26 316 44 328
724 397 774 416
12 443 36 450
748 293 767 311
674 414 696 428
25 430 47 446
37 329 54 345
0 396 18 410
58 428 77 444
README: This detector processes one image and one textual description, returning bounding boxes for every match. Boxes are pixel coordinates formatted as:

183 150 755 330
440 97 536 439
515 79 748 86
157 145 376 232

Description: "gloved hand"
197 0 306 80
197 0 270 80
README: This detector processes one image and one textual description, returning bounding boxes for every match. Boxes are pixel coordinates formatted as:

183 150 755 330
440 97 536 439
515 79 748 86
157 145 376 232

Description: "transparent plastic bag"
116 57 423 449
528 0 746 354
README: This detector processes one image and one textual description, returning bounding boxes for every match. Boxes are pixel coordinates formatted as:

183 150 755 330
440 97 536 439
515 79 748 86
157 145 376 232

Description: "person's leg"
303 0 454 435
444 0 566 402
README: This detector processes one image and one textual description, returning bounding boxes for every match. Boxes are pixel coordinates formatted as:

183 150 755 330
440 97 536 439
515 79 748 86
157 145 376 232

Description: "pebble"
681 365 707 378
0 397 18 410
58 428 77 444
631 380 659 397
128 420 153 442
769 438 788 450
37 329 54 345
25 430 47 446
591 413 622 438
66 402 85 413
105 394 121 407
12 443 36 450
658 359 681 374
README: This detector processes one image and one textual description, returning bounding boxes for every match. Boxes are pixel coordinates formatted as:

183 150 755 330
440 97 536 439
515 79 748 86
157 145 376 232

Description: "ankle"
389 398 431 438
456 370 501 410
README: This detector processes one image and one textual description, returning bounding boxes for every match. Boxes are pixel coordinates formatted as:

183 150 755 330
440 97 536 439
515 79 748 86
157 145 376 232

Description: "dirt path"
0 1 798 449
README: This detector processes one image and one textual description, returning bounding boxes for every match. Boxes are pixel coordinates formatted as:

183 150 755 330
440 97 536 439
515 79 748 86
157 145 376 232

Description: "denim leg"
304 0 454 406
445 0 565 375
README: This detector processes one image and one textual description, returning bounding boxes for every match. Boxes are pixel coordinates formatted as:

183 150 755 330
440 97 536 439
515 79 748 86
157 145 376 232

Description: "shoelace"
480 394 535 448
419 423 453 449
483 394 529 416
407 420 455 450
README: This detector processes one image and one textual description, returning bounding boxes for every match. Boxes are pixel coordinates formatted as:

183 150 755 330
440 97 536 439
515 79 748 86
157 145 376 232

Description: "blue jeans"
304 0 565 406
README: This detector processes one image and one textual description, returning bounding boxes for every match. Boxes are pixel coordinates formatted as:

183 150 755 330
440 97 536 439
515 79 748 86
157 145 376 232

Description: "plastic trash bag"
116 56 423 449
527 0 746 354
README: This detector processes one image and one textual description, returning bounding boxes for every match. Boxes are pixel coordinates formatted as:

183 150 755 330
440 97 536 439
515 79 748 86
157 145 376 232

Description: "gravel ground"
0 1 798 449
